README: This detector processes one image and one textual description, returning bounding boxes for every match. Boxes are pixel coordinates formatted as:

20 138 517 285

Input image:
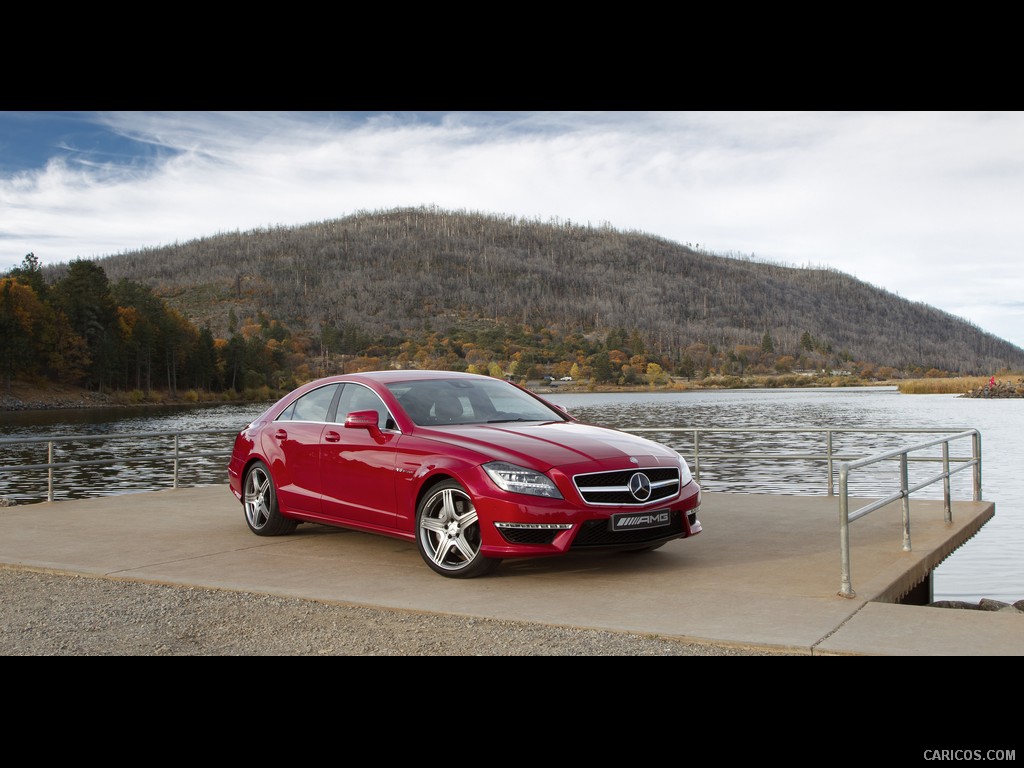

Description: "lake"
0 386 1020 605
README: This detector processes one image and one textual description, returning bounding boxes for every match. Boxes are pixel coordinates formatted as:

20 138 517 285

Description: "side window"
337 384 393 430
279 383 339 422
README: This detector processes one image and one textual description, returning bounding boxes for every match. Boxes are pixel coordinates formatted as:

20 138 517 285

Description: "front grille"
573 467 680 505
571 511 685 548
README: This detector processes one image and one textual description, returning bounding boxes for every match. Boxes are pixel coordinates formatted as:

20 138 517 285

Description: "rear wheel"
243 460 297 536
416 480 499 578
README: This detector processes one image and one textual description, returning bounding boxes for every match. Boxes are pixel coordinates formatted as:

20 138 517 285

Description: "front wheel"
416 480 499 578
243 460 297 536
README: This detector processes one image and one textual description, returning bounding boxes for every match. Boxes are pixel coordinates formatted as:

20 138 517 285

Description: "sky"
1 110 1022 350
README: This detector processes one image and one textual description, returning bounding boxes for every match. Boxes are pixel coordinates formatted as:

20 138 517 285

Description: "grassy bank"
895 376 1018 395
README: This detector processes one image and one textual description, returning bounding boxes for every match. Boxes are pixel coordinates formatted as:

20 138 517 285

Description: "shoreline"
0 379 925 414
3 372 1022 414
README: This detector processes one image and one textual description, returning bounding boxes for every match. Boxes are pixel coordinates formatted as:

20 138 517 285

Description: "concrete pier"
0 485 1018 655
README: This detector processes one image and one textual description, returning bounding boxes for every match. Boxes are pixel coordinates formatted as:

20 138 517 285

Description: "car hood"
414 421 680 470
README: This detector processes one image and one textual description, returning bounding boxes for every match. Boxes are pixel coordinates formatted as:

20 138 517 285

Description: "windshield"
386 378 567 426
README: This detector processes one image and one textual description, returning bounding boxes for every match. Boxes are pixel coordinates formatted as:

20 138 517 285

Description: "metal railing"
629 426 983 598
0 424 984 598
625 426 979 496
0 429 240 502
836 429 981 598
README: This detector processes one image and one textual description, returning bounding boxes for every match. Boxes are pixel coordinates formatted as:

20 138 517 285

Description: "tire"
243 460 297 536
416 480 499 578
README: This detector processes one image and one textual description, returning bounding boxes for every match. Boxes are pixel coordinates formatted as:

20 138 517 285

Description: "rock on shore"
930 598 1024 612
1 386 116 411
960 378 1024 398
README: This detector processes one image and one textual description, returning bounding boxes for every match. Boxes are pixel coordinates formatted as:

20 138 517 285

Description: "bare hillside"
86 206 1024 375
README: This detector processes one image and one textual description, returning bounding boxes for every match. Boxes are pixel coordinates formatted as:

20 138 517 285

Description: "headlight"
483 461 563 499
678 454 693 485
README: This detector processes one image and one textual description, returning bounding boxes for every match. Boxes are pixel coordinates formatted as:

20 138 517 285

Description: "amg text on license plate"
611 509 671 531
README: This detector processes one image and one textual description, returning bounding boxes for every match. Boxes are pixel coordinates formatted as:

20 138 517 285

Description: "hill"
53 206 1024 378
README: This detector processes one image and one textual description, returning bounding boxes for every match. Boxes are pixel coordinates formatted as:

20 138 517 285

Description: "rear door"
260 383 340 514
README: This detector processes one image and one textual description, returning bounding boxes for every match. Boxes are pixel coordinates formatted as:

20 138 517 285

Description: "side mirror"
344 410 381 432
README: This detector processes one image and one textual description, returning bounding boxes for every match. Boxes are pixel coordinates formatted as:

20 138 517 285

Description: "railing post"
826 430 834 496
972 430 982 502
942 441 952 523
838 463 855 598
900 453 912 552
47 441 54 502
173 434 180 489
692 429 700 484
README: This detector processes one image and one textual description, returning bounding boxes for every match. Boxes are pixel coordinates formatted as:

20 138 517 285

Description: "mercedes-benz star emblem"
628 472 652 501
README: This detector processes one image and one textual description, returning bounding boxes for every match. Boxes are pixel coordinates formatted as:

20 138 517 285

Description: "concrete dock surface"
0 484 1019 656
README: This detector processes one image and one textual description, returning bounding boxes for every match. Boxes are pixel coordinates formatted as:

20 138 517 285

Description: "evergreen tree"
0 279 46 390
51 260 119 391
224 334 247 392
629 329 646 357
8 253 48 299
590 352 612 383
191 325 218 391
678 354 696 380
605 327 626 353
112 279 165 393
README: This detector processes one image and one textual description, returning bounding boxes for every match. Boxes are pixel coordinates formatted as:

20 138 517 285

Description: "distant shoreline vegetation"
4 371 1021 412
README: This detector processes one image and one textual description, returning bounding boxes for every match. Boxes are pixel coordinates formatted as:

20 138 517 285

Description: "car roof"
311 370 493 386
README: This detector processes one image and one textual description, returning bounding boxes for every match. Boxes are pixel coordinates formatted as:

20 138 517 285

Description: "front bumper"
477 479 702 558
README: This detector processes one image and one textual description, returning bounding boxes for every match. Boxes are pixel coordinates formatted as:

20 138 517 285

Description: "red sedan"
228 370 702 578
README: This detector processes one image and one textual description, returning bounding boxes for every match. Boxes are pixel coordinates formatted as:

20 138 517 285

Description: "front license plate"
610 509 671 532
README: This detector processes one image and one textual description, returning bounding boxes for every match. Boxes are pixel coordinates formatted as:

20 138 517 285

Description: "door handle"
324 431 341 443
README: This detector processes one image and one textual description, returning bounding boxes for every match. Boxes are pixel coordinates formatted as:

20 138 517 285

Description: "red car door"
319 384 401 530
261 383 340 514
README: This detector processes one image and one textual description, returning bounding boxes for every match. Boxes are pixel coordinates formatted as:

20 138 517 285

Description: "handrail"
0 429 240 502
836 428 981 598
2 425 974 501
626 426 977 496
630 426 983 599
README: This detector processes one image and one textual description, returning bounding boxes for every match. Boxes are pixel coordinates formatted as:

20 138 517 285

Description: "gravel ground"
0 566 791 656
